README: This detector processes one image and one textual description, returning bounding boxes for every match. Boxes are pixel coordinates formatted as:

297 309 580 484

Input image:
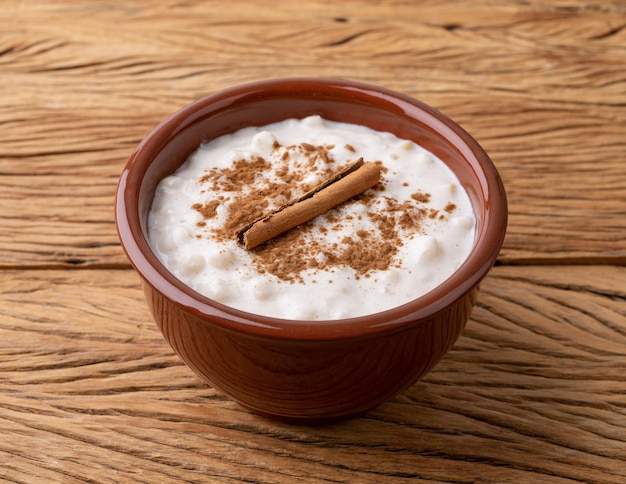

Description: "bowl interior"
117 78 507 339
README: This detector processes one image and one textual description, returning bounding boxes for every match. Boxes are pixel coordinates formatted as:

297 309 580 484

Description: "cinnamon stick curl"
236 159 381 250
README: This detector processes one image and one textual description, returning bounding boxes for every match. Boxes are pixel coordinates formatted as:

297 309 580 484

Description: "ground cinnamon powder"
191 142 453 283
192 200 220 220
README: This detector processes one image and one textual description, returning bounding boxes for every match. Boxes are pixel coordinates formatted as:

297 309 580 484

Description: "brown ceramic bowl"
115 78 507 424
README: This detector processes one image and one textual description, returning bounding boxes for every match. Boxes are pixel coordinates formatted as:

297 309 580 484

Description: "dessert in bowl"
115 78 507 423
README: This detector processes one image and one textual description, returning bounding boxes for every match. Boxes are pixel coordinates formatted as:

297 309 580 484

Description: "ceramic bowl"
115 78 507 424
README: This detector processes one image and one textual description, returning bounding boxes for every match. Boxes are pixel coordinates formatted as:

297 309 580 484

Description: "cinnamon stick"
237 159 381 250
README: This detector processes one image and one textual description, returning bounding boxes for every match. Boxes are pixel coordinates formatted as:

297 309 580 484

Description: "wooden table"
2 1 625 482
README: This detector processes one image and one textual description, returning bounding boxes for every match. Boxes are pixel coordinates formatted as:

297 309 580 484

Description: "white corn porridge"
148 115 476 320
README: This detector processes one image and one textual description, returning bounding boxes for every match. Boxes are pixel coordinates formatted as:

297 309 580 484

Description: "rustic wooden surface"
1 1 625 482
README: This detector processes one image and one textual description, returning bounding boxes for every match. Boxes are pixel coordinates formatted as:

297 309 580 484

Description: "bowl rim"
115 77 507 342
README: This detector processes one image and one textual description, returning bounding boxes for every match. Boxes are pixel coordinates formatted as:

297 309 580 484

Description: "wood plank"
1 1 625 267
1 265 624 482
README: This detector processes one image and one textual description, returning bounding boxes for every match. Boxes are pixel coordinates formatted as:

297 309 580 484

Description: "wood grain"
1 266 625 483
2 1 626 481
1 0 625 267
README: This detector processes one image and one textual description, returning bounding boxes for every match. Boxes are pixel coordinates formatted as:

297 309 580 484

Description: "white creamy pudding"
148 115 476 320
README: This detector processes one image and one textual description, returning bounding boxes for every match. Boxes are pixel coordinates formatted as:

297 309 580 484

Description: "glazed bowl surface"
115 77 507 423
